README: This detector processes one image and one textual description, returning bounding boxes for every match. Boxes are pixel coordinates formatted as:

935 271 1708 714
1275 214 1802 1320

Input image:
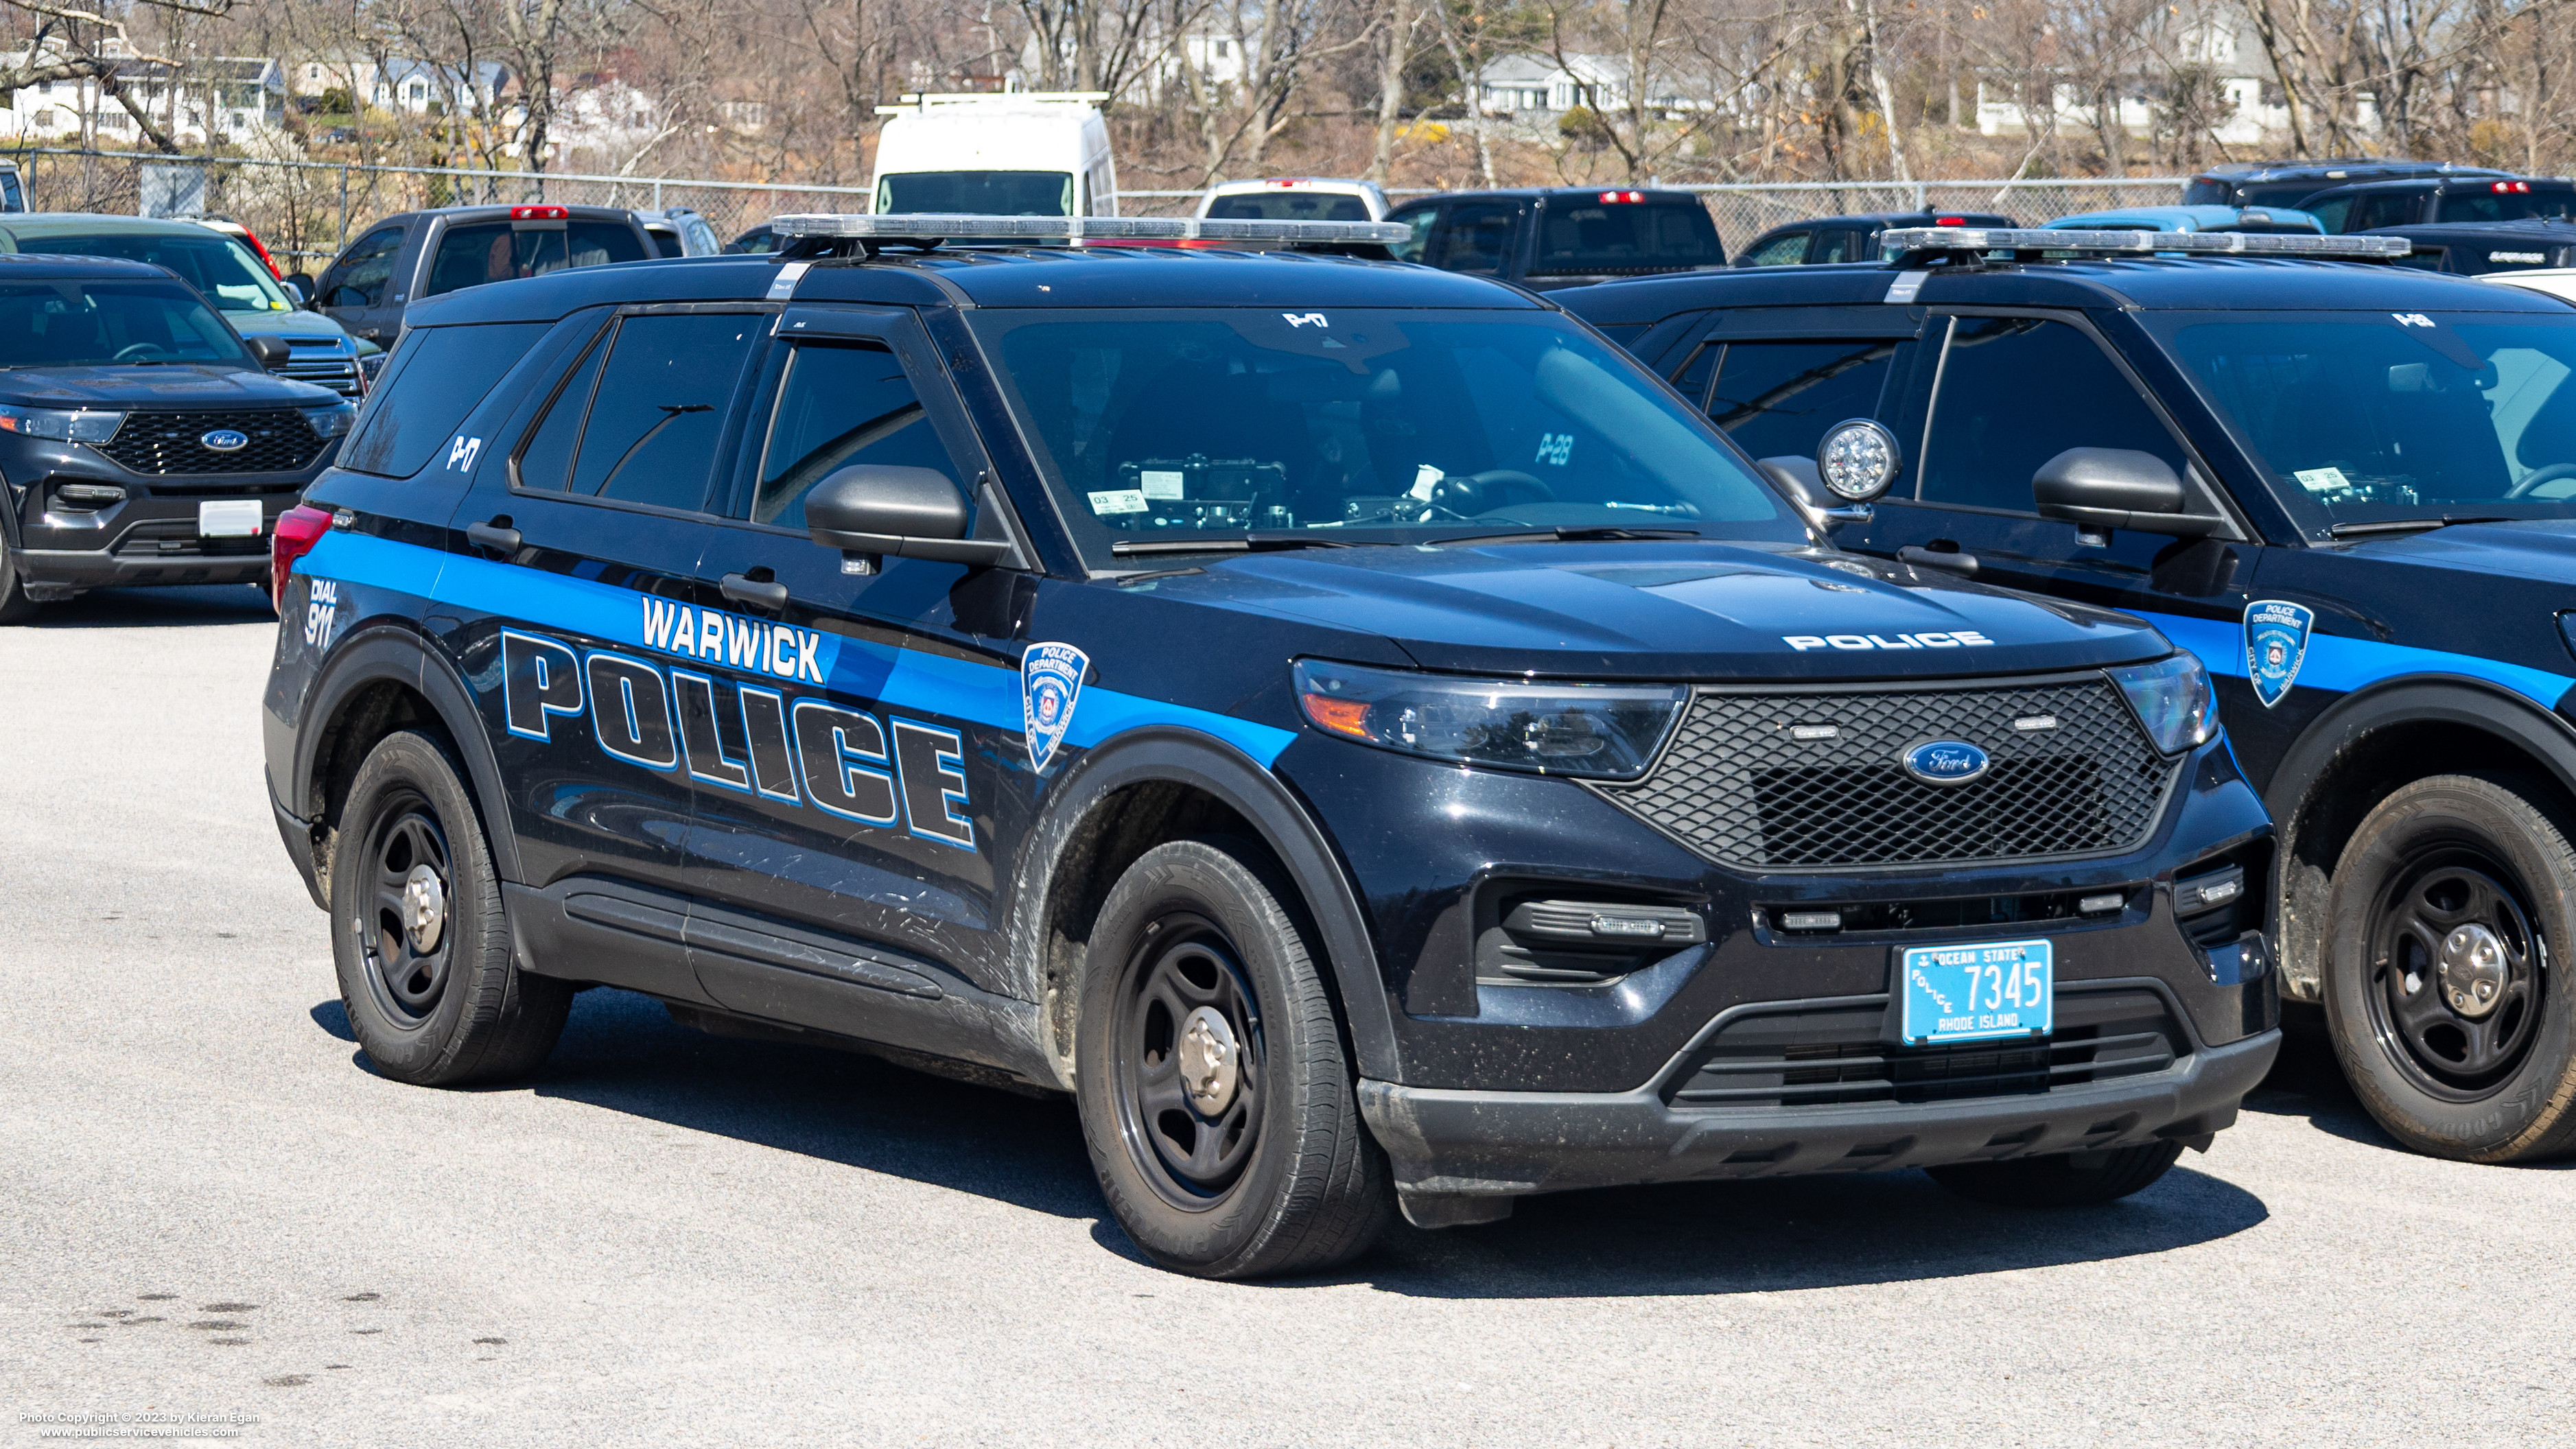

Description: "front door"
681 306 1038 1051
314 222 407 348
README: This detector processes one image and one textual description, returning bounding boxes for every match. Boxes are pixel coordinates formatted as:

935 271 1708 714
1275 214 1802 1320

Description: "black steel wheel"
1075 837 1391 1278
2326 775 2576 1162
1110 911 1266 1210
329 730 570 1086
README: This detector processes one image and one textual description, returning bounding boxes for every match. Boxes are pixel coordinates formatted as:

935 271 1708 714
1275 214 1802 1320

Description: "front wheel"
1927 1141 2183 1207
329 729 571 1086
1074 838 1391 1279
2324 775 2576 1162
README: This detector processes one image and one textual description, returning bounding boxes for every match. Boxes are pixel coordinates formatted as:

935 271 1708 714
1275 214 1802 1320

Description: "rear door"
440 304 769 1000
681 305 1035 1050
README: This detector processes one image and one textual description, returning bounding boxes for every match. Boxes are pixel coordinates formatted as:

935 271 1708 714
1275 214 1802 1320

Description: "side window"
749 340 963 528
2304 195 2355 233
2351 192 2422 231
1431 203 1517 273
425 221 649 297
322 226 404 307
1669 340 1719 408
1388 207 1436 263
1705 339 1903 462
1740 230 1812 267
513 312 761 510
1917 316 2187 512
338 322 552 478
1811 228 1866 263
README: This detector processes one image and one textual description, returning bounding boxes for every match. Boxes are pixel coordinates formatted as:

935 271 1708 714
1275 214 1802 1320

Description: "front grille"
1668 986 2186 1111
1594 676 2176 869
277 359 361 395
99 410 325 475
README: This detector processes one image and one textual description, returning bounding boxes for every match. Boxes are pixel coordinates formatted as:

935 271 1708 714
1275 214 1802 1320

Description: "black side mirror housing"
246 335 292 368
283 272 316 305
2032 447 2225 538
806 464 1014 566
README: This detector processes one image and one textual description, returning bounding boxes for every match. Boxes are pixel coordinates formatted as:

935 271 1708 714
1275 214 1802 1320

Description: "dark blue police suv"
261 214 2277 1277
1565 226 2576 1167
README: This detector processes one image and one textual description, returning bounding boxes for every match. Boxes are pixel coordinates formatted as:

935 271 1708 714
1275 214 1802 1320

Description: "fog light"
1779 910 1843 931
53 482 126 506
1589 914 1667 938
2079 892 2125 915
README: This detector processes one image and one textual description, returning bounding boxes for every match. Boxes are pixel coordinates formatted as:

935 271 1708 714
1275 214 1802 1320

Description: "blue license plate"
1898 939 2053 1046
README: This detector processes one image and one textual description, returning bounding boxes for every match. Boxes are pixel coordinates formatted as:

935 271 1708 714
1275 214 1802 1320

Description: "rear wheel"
1927 1141 2183 1207
1074 837 1391 1279
2325 775 2576 1162
0 546 42 624
329 729 570 1086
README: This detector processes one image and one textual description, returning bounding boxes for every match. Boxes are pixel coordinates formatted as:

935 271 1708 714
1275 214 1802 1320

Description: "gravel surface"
5 584 2571 1447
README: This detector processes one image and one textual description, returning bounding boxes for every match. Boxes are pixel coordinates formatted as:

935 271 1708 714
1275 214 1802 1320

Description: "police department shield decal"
1022 641 1089 773
2243 599 2314 709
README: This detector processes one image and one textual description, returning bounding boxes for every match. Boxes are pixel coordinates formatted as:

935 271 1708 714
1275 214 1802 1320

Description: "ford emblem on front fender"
200 429 250 452
1902 739 1989 785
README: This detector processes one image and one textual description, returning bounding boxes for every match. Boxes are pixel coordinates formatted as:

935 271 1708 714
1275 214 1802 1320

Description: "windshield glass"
423 221 649 297
12 230 292 312
970 307 1796 565
2149 310 2576 532
1533 202 1723 274
0 279 254 368
1206 192 1372 222
878 171 1073 216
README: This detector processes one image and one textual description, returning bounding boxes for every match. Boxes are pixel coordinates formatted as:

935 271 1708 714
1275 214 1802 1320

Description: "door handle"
466 520 522 555
1897 545 1978 577
720 572 790 611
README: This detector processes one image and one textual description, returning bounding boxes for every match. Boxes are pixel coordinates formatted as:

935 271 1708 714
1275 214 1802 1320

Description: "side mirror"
246 335 292 368
2031 448 2225 539
283 272 316 305
806 464 1014 567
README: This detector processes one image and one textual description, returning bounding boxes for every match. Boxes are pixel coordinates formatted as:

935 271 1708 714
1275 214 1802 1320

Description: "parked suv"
2299 176 2576 233
2182 158 2507 211
262 213 2276 1278
1567 226 2576 1164
307 203 653 349
1387 187 1725 290
0 254 354 620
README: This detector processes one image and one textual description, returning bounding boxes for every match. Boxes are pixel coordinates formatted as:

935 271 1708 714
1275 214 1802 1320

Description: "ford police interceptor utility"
1567 226 2576 1165
262 213 2278 1277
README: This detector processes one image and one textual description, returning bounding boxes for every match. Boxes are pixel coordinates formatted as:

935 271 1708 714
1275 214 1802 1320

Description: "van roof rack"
1880 226 2415 266
771 213 1412 253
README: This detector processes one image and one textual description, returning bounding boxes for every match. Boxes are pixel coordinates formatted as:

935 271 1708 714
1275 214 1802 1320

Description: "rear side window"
423 220 648 298
1739 231 1811 267
1704 340 1901 462
2347 191 2424 233
749 340 963 528
1917 317 2185 512
1206 192 1372 222
338 322 551 478
1534 202 1722 274
322 225 404 307
513 311 760 510
1810 227 1875 263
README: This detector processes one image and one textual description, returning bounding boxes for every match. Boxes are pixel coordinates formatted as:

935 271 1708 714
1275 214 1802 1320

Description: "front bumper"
14 544 269 593
1361 1024 2278 1199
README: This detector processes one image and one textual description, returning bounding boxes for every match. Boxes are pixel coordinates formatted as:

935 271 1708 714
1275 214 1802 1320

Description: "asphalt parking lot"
5 584 2572 1447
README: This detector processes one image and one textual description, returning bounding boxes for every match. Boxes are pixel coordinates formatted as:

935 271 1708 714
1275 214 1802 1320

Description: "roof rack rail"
771 213 1412 250
1880 226 2415 265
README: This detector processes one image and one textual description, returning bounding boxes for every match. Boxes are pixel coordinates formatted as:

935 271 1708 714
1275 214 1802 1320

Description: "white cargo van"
869 93 1118 217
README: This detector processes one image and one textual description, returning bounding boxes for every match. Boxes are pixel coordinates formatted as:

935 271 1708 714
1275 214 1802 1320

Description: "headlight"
1292 659 1686 779
2109 652 2219 753
0 404 124 444
305 403 358 438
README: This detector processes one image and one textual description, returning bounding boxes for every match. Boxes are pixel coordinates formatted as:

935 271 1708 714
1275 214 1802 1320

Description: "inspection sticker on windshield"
1899 939 2052 1046
1139 471 1186 500
1088 488 1149 515
2293 467 2350 494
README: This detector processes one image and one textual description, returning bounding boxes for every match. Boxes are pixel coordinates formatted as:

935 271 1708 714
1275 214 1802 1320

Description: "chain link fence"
6 147 2183 267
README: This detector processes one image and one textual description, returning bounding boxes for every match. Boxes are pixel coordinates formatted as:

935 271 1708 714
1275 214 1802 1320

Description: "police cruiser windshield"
970 307 1798 562
2147 309 2576 534
0 279 257 368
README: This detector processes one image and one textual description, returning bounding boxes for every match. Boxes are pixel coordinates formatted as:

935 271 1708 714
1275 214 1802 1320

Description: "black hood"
1134 540 2174 681
0 365 339 410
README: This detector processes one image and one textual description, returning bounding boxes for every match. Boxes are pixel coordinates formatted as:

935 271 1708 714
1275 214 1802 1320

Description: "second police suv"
1566 225 2576 1166
262 213 2277 1278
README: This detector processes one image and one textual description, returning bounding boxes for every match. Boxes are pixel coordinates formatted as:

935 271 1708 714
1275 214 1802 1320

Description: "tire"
329 729 570 1086
2323 774 2576 1162
0 546 42 625
1926 1141 2183 1207
1073 837 1392 1279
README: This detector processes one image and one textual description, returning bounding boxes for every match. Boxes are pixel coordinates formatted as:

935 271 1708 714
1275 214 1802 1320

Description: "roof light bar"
772 213 1411 245
1882 226 2414 259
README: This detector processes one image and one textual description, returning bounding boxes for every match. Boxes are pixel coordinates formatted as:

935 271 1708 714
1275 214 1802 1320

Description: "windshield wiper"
1427 525 1702 547
2328 515 2514 539
1109 535 1364 556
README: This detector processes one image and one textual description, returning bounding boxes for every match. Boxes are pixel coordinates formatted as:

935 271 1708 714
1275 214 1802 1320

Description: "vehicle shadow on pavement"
2236 1008 2406 1153
25 582 276 628
508 987 1103 1221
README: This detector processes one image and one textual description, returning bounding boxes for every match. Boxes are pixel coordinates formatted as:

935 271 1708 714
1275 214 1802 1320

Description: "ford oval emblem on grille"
200 429 250 452
1902 739 1989 785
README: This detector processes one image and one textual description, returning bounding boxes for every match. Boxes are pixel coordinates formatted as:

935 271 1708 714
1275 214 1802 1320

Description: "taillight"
1597 189 1646 204
2493 181 2533 193
272 504 333 600
511 204 570 220
1935 215 1968 226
